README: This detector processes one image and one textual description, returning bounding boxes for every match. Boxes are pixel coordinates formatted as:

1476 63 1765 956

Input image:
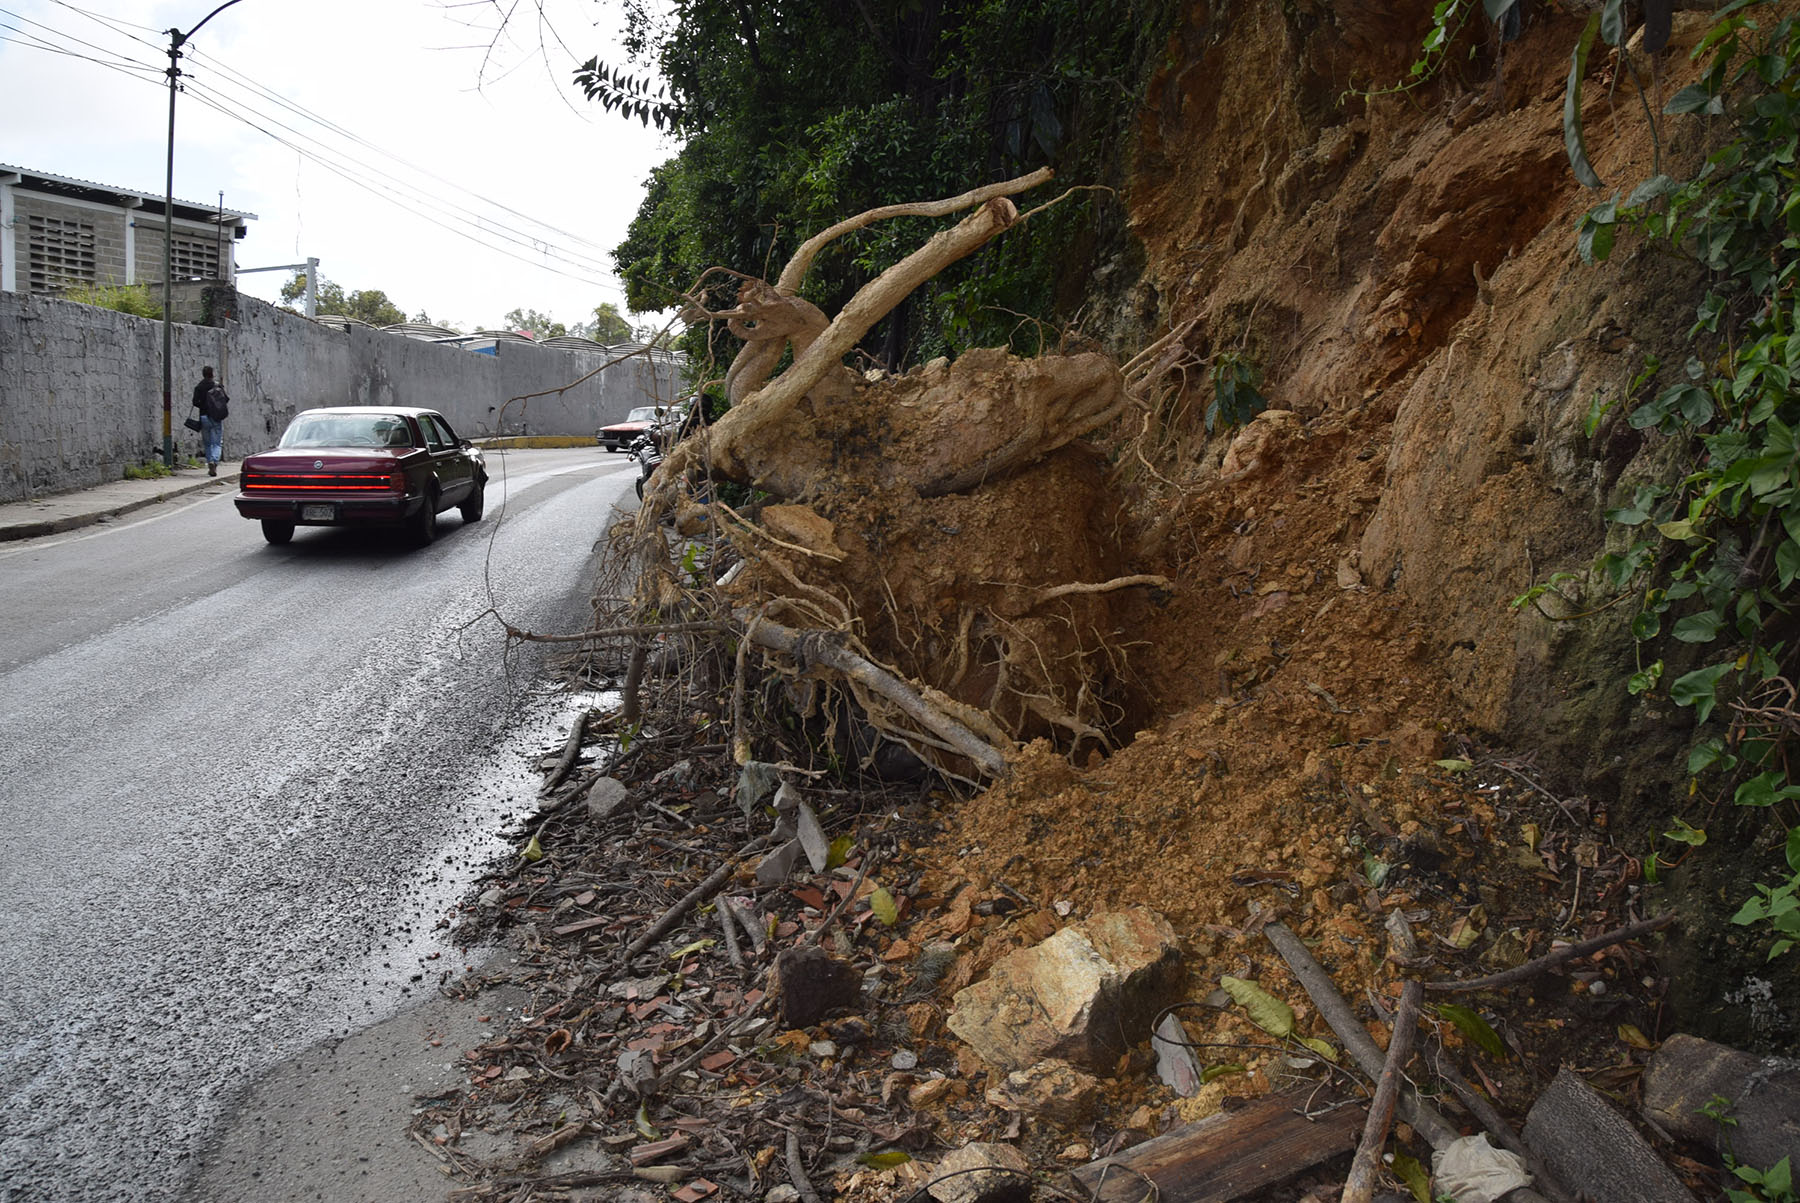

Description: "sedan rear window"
279 413 416 449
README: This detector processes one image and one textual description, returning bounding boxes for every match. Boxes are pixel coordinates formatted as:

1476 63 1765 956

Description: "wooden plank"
1522 1068 1697 1203
1071 1089 1362 1203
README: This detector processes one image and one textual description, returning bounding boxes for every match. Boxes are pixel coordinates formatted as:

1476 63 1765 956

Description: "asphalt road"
0 447 637 1202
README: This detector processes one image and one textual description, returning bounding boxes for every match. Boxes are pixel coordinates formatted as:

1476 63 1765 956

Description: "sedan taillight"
390 470 408 494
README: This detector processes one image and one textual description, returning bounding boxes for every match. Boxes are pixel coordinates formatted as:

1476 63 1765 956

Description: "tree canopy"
279 272 407 327
586 0 1179 368
579 302 634 343
503 307 567 340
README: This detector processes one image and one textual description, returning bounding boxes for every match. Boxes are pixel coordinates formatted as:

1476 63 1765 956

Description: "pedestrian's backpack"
205 385 230 420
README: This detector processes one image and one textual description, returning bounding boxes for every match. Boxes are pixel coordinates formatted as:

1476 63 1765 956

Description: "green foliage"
579 303 634 343
61 281 162 319
123 459 172 480
279 272 406 327
1205 352 1269 432
1561 2 1800 957
1729 1156 1795 1203
596 0 1179 364
502 307 567 340
1361 0 1518 99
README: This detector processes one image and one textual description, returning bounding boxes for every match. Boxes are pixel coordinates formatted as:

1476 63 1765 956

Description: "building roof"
0 163 257 227
381 321 461 340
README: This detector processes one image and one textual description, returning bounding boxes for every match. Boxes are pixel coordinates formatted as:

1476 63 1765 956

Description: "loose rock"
946 909 1183 1071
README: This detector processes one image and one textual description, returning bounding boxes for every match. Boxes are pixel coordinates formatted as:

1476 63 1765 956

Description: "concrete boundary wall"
0 290 685 502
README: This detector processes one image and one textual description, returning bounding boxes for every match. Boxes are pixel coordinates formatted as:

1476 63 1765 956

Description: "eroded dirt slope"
910 0 1797 1085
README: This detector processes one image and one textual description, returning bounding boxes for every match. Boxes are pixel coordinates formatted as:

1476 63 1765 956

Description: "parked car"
234 407 487 546
596 400 691 452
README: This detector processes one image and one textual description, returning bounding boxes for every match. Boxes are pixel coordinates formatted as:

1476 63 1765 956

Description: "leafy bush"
62 282 162 320
593 0 1179 366
1560 2 1800 957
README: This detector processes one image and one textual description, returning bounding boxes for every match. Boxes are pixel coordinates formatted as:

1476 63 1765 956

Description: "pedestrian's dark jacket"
191 378 214 411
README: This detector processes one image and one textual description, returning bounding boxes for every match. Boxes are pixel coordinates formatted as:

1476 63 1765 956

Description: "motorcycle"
627 431 663 500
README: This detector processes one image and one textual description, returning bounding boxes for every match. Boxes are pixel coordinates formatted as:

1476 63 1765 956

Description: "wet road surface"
0 448 635 1202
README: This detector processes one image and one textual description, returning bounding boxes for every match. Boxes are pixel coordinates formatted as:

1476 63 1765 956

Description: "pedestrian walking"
190 366 230 476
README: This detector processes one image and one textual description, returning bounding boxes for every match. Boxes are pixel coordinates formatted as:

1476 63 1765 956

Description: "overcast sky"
1 0 677 334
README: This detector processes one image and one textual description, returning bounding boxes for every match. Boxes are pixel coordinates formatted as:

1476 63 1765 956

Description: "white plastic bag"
1431 1133 1533 1203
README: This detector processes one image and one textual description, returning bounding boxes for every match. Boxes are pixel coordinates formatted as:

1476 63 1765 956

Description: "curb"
0 473 239 543
475 435 596 451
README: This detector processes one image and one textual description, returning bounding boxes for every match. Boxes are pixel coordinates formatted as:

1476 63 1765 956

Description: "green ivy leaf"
1600 0 1626 47
1565 15 1605 188
1665 83 1722 115
1670 662 1734 724
1435 1003 1508 1059
1777 538 1800 587
1627 174 1679 206
1787 826 1800 874
1672 609 1725 642
1664 816 1708 846
1734 771 1788 807
1220 976 1295 1038
1392 1150 1432 1203
1688 738 1730 774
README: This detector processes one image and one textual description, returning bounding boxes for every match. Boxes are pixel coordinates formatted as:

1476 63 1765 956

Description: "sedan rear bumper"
234 494 421 525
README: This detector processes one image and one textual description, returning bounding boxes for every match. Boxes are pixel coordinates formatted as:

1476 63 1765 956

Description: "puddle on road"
328 685 619 1028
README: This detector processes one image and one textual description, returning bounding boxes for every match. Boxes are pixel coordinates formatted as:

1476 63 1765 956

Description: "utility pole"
160 0 248 468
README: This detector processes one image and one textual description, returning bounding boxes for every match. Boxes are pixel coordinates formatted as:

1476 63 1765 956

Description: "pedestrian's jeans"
199 414 222 465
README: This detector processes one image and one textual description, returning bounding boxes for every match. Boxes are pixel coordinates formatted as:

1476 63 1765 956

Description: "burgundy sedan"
235 407 487 546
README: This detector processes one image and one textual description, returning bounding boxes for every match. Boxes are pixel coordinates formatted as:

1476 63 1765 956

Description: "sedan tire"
460 478 486 523
261 520 295 545
409 488 438 547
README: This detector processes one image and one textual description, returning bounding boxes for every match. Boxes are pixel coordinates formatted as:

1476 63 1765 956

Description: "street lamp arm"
174 0 247 49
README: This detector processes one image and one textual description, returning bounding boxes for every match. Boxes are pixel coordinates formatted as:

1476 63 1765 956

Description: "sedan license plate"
301 503 336 521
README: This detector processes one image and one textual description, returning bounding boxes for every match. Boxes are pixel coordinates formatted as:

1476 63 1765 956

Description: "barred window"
27 214 96 291
170 235 221 281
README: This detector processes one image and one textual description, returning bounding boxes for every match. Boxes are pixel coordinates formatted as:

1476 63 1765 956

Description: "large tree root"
742 615 1012 779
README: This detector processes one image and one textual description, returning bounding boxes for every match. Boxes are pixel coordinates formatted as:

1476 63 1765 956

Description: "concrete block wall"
9 193 125 291
0 290 685 502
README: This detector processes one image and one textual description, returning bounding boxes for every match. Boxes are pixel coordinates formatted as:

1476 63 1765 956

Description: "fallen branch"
745 616 1012 778
502 620 733 645
716 893 744 969
727 897 768 955
622 834 772 961
786 1128 824 1203
1423 911 1676 993
1263 922 1460 1150
1341 981 1421 1203
542 707 595 795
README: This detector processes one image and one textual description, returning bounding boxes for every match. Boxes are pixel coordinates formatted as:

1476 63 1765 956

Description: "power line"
0 22 162 79
182 54 617 267
187 44 615 255
178 76 624 290
1 2 636 302
0 4 160 75
179 81 627 297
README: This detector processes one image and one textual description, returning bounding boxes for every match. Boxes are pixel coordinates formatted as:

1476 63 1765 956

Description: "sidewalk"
0 462 241 543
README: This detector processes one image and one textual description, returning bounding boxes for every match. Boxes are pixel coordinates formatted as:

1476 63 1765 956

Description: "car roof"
296 406 442 417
